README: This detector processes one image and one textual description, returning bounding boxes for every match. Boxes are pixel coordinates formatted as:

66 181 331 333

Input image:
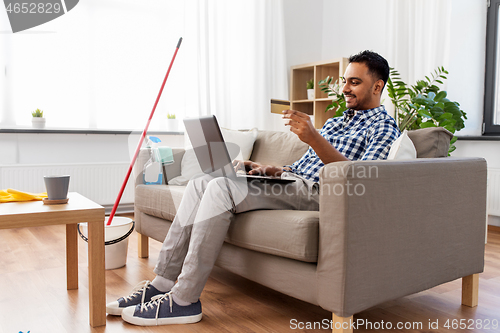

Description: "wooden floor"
0 218 499 333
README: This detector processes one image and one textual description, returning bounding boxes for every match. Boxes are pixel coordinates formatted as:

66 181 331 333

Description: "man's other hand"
282 109 321 145
232 160 283 177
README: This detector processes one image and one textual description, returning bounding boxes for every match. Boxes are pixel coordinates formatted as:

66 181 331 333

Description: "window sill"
0 127 184 135
456 136 500 141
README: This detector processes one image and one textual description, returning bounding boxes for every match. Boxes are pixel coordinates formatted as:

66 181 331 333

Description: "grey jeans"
153 172 319 303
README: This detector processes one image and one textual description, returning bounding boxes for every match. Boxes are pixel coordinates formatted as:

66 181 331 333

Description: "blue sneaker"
106 280 165 316
121 291 202 326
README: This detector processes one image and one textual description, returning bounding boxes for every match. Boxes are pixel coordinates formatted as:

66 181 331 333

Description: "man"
107 50 400 326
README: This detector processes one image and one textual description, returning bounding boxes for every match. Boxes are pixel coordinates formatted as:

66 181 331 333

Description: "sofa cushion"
250 130 309 166
226 210 319 263
407 127 453 158
221 127 259 161
135 185 185 222
135 185 319 263
387 129 417 160
169 128 259 186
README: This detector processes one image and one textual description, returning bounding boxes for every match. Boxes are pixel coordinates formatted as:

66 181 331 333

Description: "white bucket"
78 217 135 270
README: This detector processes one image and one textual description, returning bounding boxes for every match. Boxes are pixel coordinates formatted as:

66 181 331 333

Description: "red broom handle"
107 37 182 226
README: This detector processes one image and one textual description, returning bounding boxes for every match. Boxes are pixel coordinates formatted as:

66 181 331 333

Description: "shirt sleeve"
361 120 401 160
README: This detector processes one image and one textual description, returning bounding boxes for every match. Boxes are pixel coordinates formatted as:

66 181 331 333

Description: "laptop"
183 115 295 183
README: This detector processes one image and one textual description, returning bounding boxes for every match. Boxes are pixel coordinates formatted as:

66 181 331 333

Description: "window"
484 0 500 134
1 0 187 130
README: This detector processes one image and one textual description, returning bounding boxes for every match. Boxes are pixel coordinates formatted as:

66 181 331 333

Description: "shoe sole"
121 307 202 326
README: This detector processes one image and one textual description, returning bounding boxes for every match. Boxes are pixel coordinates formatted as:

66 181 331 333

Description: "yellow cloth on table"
0 189 48 202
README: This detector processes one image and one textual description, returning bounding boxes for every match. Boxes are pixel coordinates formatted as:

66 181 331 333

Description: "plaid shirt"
285 106 400 183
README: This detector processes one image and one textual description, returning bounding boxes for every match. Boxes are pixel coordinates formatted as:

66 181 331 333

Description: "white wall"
453 139 500 226
321 0 389 61
319 0 392 114
283 0 324 70
272 0 325 131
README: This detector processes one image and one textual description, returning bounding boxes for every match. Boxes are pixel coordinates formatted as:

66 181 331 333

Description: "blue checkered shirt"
285 106 400 183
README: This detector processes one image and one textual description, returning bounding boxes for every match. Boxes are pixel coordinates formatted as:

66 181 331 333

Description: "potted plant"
165 113 178 132
306 79 314 100
386 67 467 154
31 108 46 129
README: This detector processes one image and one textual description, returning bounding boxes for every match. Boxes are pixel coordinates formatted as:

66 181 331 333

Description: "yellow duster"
0 189 48 202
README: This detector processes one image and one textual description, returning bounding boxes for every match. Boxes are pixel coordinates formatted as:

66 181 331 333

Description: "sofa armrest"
316 157 487 317
133 148 185 186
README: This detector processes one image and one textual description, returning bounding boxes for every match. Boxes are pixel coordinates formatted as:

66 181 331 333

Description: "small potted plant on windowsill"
306 79 314 100
31 108 46 129
165 113 178 132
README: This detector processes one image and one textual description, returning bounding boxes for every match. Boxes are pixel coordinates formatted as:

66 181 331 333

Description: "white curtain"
183 0 288 130
386 0 452 87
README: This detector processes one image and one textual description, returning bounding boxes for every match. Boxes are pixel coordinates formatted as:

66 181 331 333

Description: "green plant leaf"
412 94 428 104
437 112 453 121
434 91 447 102
429 106 444 116
420 121 437 128
444 124 456 133
418 110 433 118
444 102 461 116
440 119 456 127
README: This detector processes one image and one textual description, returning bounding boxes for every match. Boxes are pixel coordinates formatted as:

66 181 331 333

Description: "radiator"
0 163 135 208
489 168 500 217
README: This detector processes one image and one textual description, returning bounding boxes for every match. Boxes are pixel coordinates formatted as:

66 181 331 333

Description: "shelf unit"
290 58 348 128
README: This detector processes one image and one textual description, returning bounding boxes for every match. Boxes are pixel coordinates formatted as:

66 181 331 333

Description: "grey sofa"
133 127 486 332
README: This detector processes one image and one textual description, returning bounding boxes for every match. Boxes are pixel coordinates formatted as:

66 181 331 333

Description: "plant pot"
32 117 46 129
307 89 314 100
165 119 179 132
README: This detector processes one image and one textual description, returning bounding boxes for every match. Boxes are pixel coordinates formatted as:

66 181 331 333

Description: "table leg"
88 220 106 327
66 224 79 290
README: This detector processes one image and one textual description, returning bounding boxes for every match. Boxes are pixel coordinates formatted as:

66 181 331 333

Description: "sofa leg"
462 273 479 307
138 233 149 258
332 313 354 333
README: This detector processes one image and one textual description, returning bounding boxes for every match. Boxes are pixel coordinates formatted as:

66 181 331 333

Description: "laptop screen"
183 115 237 178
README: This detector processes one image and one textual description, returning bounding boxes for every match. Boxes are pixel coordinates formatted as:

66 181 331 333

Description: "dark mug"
44 175 70 200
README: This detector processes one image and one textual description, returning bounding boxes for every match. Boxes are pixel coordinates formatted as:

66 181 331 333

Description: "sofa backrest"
250 130 309 166
249 126 453 166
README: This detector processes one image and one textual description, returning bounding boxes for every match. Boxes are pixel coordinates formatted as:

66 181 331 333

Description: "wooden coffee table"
0 192 106 327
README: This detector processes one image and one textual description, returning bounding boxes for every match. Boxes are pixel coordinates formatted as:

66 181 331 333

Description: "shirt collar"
343 105 385 122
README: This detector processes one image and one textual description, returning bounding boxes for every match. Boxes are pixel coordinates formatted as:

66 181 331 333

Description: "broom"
107 37 182 226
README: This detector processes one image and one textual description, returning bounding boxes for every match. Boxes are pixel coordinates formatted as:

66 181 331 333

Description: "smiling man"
239 51 400 181
106 50 400 327
276 50 400 182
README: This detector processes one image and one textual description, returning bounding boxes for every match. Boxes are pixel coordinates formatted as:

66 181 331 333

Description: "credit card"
270 99 291 114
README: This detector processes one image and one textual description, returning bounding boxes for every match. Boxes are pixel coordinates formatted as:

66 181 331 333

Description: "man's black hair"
348 50 389 88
